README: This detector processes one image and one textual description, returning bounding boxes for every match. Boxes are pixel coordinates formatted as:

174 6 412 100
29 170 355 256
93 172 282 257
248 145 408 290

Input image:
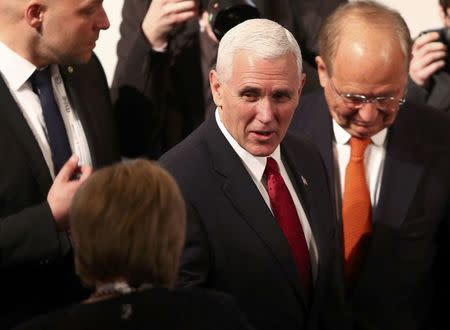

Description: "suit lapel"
282 134 336 310
0 76 52 195
203 119 309 309
59 64 99 166
296 93 336 194
373 108 423 228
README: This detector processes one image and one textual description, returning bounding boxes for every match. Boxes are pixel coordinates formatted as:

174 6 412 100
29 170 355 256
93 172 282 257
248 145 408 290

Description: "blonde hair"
70 159 186 289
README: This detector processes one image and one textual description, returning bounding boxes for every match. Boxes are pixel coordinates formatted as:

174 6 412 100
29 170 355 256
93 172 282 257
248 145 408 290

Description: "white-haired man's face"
210 50 304 156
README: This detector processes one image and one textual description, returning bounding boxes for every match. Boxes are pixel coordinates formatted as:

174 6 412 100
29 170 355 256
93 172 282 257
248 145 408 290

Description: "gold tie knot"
350 137 370 160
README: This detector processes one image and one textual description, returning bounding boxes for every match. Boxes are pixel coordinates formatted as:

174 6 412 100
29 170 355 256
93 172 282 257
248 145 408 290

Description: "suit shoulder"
158 123 209 176
64 53 107 82
283 132 322 158
399 103 450 148
171 288 252 329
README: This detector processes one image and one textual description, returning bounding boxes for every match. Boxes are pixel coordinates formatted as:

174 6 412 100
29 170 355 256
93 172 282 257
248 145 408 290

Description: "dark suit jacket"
13 287 253 330
289 91 450 330
0 54 121 328
159 117 346 330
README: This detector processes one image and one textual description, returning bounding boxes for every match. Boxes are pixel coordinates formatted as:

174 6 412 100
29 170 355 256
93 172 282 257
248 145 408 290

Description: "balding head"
318 0 412 76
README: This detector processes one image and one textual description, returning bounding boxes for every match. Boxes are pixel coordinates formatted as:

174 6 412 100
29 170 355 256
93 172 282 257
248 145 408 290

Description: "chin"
351 126 377 139
248 146 277 157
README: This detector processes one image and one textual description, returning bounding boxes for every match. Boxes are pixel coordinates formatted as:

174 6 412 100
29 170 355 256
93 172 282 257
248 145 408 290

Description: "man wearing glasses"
290 1 450 329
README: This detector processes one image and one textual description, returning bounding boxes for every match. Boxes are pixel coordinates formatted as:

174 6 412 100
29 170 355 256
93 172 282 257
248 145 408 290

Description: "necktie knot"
349 137 370 159
265 157 280 177
30 67 52 93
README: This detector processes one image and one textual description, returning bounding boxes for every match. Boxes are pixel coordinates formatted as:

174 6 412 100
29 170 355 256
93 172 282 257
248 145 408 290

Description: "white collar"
332 118 387 146
215 108 282 182
0 41 37 91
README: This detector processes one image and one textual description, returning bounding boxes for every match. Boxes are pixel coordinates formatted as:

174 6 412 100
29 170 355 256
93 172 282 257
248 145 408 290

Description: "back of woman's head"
70 159 186 289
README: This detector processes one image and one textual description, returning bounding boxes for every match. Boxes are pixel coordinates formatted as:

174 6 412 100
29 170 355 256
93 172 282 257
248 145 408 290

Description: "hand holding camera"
410 28 449 88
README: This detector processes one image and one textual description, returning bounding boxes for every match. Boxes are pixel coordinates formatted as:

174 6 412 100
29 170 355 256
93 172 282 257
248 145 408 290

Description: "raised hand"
142 0 199 48
47 155 93 230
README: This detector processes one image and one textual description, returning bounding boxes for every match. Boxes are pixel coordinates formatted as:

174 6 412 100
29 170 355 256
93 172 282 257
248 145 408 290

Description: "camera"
207 0 260 41
418 27 450 71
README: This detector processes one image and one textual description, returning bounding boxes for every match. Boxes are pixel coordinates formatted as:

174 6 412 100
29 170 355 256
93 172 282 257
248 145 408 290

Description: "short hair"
70 159 186 289
318 0 412 75
215 18 303 82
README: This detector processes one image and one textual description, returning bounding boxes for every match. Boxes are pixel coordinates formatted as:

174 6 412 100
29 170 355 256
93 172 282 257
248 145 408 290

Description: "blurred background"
96 1 441 86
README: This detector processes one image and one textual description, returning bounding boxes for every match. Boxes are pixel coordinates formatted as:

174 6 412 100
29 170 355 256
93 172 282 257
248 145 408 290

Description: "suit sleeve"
176 202 211 288
407 73 450 113
111 0 171 158
0 202 68 268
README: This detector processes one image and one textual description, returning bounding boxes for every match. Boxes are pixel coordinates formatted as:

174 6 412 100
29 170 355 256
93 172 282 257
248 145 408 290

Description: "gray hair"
215 18 303 82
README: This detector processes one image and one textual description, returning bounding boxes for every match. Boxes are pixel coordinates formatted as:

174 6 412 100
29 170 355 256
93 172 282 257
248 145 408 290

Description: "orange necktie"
342 137 372 281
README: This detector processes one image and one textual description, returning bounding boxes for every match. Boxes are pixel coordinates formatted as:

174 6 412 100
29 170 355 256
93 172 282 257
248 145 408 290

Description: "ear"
298 72 306 97
25 2 45 30
209 69 223 107
315 56 328 88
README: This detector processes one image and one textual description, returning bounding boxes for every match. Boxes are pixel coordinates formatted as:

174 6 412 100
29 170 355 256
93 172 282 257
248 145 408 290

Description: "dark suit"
289 90 450 330
0 55 121 328
159 116 345 330
13 287 253 330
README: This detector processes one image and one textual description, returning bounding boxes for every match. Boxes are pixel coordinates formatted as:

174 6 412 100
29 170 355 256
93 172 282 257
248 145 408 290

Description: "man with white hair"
160 18 345 330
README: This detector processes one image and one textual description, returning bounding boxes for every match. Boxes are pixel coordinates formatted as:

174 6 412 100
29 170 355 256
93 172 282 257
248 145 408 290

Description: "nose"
97 5 110 30
357 102 379 122
256 98 275 124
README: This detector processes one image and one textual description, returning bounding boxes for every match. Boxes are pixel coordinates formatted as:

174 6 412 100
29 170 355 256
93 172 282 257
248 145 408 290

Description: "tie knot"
30 67 52 92
265 157 280 176
349 137 370 159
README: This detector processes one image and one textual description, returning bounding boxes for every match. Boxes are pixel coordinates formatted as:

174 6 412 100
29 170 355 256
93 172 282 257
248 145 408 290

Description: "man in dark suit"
289 2 450 329
0 0 120 327
160 18 345 330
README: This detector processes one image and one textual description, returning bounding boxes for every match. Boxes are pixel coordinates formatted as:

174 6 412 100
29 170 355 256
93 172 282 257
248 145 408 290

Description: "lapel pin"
67 66 74 74
301 175 308 187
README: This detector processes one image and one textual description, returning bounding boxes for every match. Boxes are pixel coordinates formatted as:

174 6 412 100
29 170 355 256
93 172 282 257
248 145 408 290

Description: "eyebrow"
239 86 261 94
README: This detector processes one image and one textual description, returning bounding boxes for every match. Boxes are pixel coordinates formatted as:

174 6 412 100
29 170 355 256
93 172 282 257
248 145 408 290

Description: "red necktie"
265 157 312 297
342 137 372 281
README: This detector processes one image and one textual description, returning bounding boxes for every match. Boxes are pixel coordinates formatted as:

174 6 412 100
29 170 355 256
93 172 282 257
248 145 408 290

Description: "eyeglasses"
328 78 406 113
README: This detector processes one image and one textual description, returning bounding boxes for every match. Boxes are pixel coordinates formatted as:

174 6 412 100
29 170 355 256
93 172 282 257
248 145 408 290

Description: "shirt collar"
0 41 37 91
332 118 388 146
215 108 282 182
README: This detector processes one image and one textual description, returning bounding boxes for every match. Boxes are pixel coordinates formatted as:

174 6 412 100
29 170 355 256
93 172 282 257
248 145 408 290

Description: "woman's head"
70 159 186 289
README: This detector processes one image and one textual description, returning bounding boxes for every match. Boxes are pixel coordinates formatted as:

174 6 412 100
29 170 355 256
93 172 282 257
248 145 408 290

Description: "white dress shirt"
0 41 92 178
332 119 387 220
215 109 319 282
